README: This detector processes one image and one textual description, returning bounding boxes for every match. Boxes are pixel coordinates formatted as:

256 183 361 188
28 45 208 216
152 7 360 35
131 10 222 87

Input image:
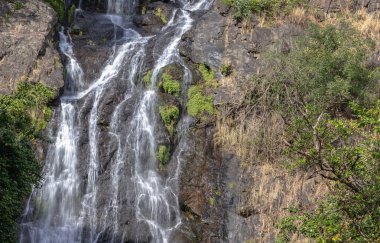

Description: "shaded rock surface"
0 0 64 95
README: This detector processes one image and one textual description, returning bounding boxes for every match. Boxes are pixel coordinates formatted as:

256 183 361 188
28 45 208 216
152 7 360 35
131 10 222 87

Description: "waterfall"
19 0 211 242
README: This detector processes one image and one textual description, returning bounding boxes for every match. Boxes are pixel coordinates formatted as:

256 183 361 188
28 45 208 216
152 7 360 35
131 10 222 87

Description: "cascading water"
19 0 212 242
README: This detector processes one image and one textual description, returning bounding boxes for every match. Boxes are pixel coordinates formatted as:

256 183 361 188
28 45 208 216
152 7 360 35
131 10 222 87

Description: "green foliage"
252 24 379 242
159 105 179 135
198 64 216 87
44 0 65 23
186 64 216 121
141 6 147 15
159 73 181 96
221 0 305 21
67 4 76 25
157 145 170 169
143 70 152 87
155 7 167 24
15 1 24 10
187 85 214 120
220 64 233 77
0 82 54 242
209 197 216 207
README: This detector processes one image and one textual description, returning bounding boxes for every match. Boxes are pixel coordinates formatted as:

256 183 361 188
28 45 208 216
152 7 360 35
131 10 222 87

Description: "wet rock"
133 13 164 34
0 0 64 95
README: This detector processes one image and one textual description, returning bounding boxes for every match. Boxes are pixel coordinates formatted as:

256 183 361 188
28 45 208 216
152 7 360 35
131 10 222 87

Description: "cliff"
0 0 64 95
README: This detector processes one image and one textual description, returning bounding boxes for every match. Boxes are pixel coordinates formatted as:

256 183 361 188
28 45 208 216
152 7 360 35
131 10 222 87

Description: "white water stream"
19 0 211 242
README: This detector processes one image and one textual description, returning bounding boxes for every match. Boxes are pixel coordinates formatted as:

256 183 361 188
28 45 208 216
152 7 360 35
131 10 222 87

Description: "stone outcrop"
0 0 64 95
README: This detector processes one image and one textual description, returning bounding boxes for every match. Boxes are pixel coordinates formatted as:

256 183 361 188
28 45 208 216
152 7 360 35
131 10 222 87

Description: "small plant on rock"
159 105 179 135
187 85 214 120
198 64 216 87
160 73 181 96
220 64 233 77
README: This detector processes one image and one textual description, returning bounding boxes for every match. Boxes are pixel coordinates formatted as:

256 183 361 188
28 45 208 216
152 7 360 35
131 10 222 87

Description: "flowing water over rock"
19 0 211 242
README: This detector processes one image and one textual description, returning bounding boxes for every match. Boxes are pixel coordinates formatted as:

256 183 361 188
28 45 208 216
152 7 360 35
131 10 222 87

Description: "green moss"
155 7 167 24
157 145 170 168
159 105 179 135
198 64 216 87
187 85 214 120
160 73 181 96
44 0 65 23
143 70 152 86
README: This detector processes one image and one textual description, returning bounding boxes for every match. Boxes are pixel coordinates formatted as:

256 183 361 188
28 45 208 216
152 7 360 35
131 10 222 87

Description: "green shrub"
250 23 379 243
187 85 214 120
160 73 181 96
143 70 152 86
0 82 54 242
67 4 76 25
159 105 179 135
198 64 216 87
157 145 170 168
221 0 306 21
220 64 233 77
44 0 65 23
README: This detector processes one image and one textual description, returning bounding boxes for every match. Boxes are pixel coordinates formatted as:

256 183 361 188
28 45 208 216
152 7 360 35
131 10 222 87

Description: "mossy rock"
161 63 183 81
146 2 173 25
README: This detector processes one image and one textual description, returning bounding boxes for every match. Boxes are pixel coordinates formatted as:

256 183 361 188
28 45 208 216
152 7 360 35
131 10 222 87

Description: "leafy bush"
198 64 216 87
187 85 214 120
67 4 76 25
159 105 179 135
44 0 65 23
0 82 54 242
221 0 306 21
160 73 181 96
249 23 379 242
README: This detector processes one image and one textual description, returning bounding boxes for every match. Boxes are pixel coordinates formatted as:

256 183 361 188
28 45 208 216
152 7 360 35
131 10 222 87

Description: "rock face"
177 1 331 242
0 0 64 95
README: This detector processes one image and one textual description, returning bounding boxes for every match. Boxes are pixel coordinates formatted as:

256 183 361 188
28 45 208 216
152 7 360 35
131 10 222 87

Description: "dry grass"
285 6 380 42
287 7 317 26
351 9 380 41
244 163 330 242
215 108 285 167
